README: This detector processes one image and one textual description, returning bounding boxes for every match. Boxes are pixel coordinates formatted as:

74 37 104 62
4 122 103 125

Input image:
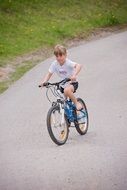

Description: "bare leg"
64 85 82 110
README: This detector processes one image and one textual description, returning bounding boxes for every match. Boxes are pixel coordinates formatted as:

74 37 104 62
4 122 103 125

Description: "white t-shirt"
49 58 77 80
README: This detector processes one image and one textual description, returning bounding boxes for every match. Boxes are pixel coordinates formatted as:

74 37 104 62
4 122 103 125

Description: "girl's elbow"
79 64 82 70
75 63 82 71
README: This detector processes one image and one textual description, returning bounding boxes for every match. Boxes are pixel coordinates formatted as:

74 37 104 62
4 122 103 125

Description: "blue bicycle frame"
64 99 86 123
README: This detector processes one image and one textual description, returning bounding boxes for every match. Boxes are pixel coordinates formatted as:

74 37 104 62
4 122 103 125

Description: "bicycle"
39 78 89 145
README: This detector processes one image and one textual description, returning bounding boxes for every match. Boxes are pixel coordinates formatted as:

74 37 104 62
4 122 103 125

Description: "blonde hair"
54 44 67 56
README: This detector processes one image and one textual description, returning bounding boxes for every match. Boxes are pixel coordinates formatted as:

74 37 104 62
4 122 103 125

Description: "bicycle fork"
59 103 65 126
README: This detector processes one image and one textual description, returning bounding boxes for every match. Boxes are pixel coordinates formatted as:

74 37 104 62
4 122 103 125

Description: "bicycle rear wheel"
75 98 89 135
47 105 69 145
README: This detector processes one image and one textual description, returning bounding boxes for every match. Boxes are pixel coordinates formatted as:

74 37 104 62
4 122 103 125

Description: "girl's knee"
64 86 73 95
64 88 69 95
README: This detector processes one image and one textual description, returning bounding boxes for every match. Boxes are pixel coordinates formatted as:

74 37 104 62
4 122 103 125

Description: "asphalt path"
0 31 127 190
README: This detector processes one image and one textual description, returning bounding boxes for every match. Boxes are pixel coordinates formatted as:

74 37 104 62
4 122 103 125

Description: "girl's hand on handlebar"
38 82 45 88
38 83 43 88
39 82 49 88
70 75 77 82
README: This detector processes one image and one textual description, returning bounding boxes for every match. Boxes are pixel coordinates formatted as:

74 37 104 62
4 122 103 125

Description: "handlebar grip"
38 82 50 88
43 82 50 87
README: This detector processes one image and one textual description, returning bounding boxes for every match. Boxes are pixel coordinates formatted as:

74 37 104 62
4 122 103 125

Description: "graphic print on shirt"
59 68 67 76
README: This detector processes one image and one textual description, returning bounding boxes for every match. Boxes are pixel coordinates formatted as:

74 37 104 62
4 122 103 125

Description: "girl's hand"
39 81 46 87
70 75 77 82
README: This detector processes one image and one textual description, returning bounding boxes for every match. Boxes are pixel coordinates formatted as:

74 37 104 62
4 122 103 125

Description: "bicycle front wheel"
75 98 89 135
47 105 69 145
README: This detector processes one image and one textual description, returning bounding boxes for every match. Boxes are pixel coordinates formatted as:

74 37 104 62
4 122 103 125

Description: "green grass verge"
0 61 36 93
10 61 36 82
0 81 9 94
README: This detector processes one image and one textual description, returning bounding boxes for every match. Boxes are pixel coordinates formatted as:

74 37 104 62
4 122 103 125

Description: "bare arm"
40 72 53 86
71 63 82 81
74 63 82 76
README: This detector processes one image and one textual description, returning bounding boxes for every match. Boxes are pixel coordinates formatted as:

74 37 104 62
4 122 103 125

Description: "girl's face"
55 54 67 65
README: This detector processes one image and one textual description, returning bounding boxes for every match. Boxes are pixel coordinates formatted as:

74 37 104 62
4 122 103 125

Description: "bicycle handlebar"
38 78 71 88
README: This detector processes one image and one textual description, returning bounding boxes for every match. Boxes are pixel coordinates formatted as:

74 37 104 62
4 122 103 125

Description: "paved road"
0 31 127 190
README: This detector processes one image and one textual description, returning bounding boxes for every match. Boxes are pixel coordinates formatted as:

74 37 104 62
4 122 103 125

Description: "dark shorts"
60 82 79 94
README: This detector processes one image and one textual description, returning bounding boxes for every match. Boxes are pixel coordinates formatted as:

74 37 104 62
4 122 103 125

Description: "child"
40 44 82 110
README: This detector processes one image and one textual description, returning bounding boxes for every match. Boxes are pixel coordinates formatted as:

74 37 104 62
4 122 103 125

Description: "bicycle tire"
47 105 69 145
75 98 89 135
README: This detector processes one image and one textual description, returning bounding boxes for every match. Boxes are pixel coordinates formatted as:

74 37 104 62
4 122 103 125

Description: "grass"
0 81 9 94
0 0 127 93
0 61 37 93
10 61 36 82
